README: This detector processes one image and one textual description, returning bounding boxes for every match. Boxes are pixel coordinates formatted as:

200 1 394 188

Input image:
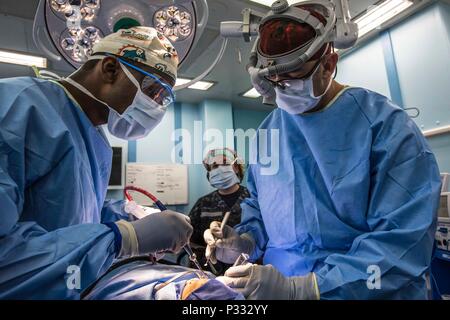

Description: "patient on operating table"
82 258 244 300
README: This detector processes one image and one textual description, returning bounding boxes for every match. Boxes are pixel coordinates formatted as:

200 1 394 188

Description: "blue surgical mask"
275 63 332 115
209 166 240 190
106 62 167 140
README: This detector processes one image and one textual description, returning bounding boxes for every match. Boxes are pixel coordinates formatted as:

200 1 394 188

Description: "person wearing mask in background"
187 148 249 275
0 27 193 299
204 1 441 300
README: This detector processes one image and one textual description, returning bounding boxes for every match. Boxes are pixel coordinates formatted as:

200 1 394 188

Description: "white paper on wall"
126 163 188 206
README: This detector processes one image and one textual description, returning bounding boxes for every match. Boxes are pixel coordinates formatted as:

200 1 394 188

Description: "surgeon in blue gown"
205 3 441 300
0 27 194 299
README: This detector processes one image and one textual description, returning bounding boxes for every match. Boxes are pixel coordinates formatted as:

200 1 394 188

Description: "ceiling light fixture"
242 88 262 98
355 0 414 38
0 49 47 68
176 77 215 90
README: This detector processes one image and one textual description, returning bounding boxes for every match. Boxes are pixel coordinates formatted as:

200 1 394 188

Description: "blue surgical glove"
217 264 320 300
114 210 193 258
204 222 255 264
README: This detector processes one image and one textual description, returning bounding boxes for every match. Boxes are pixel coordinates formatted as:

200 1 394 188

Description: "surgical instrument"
124 185 208 278
232 253 250 267
204 211 231 268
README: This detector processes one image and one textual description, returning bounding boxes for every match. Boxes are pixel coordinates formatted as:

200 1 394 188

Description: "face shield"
259 16 332 84
255 1 337 77
258 18 317 60
246 0 357 105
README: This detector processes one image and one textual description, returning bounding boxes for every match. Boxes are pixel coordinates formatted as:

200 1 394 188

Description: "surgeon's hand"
216 264 320 300
115 210 193 258
203 222 255 264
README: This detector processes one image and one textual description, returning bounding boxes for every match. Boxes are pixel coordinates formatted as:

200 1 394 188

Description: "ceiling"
0 0 39 19
0 0 411 111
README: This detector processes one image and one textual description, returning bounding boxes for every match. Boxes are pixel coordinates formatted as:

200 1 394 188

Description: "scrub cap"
92 26 178 82
203 148 245 182
203 148 242 166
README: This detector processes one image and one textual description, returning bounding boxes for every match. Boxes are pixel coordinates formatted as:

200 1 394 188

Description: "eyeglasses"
115 56 175 107
266 58 323 89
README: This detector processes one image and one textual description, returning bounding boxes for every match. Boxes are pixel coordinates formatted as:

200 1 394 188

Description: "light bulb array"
153 5 193 42
51 0 102 62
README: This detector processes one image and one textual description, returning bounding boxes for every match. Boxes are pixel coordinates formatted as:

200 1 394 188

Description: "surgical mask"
209 165 240 190
64 57 168 140
275 63 333 115
107 62 167 140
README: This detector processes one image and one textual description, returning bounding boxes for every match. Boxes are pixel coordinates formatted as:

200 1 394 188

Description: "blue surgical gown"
236 87 441 299
0 77 128 299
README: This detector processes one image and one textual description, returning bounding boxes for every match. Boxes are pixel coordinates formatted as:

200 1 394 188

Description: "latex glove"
217 264 320 300
115 210 193 258
203 222 255 264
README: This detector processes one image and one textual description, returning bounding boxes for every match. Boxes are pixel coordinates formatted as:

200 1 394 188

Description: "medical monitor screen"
109 147 123 187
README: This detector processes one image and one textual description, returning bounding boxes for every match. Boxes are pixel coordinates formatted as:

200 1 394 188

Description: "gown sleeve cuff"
103 222 122 256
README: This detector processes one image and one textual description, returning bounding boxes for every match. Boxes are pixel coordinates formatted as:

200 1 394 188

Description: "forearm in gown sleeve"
0 168 117 299
315 120 441 300
102 199 131 223
235 166 269 262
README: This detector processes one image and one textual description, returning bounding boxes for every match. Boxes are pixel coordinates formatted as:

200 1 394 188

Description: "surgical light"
0 49 48 68
48 1 103 63
84 26 100 40
84 0 100 9
153 6 193 42
34 0 203 70
80 6 96 21
354 0 414 38
247 0 298 7
50 0 70 12
242 88 261 99
176 77 214 90
61 37 75 50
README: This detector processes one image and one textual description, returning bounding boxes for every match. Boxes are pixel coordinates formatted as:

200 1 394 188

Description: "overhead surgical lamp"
32 0 208 74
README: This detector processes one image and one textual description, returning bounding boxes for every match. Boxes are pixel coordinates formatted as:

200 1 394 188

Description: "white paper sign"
126 163 188 206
